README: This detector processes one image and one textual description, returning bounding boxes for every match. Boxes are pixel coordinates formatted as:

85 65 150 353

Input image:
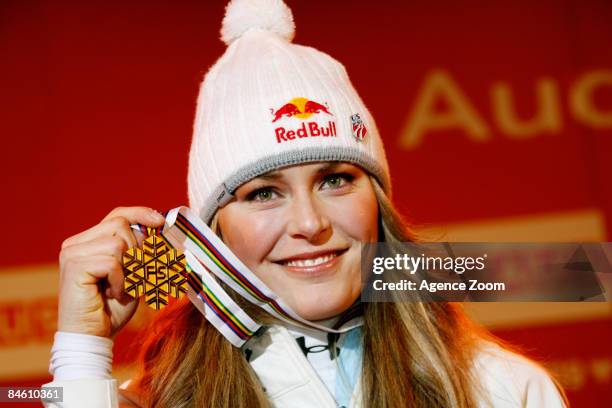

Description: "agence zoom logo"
271 97 337 143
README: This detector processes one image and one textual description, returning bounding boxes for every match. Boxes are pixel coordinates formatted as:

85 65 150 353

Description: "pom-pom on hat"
220 0 295 44
188 0 391 223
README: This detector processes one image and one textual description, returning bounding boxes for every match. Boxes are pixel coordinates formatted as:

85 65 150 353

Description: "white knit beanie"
188 0 391 223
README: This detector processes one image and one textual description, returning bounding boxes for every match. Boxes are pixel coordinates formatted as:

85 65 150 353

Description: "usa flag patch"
351 113 367 142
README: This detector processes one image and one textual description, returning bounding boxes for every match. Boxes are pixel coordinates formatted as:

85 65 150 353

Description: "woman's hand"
57 207 165 338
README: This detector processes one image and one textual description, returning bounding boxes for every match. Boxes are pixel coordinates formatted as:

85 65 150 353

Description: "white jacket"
42 325 566 407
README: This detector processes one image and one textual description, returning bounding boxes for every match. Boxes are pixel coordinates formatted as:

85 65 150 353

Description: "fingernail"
150 210 164 222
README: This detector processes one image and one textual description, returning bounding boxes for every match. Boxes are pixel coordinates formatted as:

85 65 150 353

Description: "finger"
103 283 135 303
103 207 165 246
102 206 165 225
132 229 147 248
64 255 127 300
100 275 135 303
61 235 129 264
62 207 162 249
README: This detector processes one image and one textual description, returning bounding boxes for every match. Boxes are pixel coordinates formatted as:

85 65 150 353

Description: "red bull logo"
270 97 336 143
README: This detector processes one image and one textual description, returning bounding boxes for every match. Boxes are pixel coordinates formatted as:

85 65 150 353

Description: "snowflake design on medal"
122 235 188 310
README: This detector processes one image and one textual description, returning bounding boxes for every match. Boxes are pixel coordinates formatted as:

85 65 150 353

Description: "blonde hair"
130 176 528 407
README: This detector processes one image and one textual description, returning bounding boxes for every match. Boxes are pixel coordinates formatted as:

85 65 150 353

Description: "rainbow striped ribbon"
132 206 362 347
131 218 260 346
183 251 261 346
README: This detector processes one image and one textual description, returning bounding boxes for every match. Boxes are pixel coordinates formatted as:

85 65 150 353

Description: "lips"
272 248 348 277
285 252 338 267
274 248 348 265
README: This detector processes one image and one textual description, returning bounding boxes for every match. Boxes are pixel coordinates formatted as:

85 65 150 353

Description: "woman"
44 0 568 407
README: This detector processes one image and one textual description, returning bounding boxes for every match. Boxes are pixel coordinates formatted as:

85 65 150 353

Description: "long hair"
129 177 505 407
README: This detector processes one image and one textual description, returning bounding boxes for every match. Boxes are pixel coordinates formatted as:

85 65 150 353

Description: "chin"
290 297 355 321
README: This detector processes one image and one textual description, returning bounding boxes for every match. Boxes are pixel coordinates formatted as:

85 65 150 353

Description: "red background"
1 0 611 406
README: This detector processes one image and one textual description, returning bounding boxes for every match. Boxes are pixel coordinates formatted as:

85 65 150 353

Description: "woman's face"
217 162 378 321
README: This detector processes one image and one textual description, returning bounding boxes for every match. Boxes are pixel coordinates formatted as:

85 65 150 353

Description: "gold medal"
122 234 188 310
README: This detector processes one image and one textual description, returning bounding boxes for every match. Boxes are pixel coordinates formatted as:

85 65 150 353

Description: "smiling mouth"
274 248 348 269
285 253 338 267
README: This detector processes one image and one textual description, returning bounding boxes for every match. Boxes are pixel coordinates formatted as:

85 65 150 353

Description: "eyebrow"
253 162 342 182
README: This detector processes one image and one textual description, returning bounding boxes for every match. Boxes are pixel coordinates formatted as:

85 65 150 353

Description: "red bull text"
271 97 337 144
275 121 337 143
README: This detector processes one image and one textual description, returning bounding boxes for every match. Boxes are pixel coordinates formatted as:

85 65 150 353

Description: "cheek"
218 207 283 265
328 191 379 242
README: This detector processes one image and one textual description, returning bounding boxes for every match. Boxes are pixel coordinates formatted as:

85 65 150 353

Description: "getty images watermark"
360 243 612 302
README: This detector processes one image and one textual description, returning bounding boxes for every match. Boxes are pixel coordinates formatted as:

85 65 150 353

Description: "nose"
286 191 331 243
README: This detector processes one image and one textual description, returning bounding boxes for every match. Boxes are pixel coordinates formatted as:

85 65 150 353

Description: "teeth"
285 253 336 267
